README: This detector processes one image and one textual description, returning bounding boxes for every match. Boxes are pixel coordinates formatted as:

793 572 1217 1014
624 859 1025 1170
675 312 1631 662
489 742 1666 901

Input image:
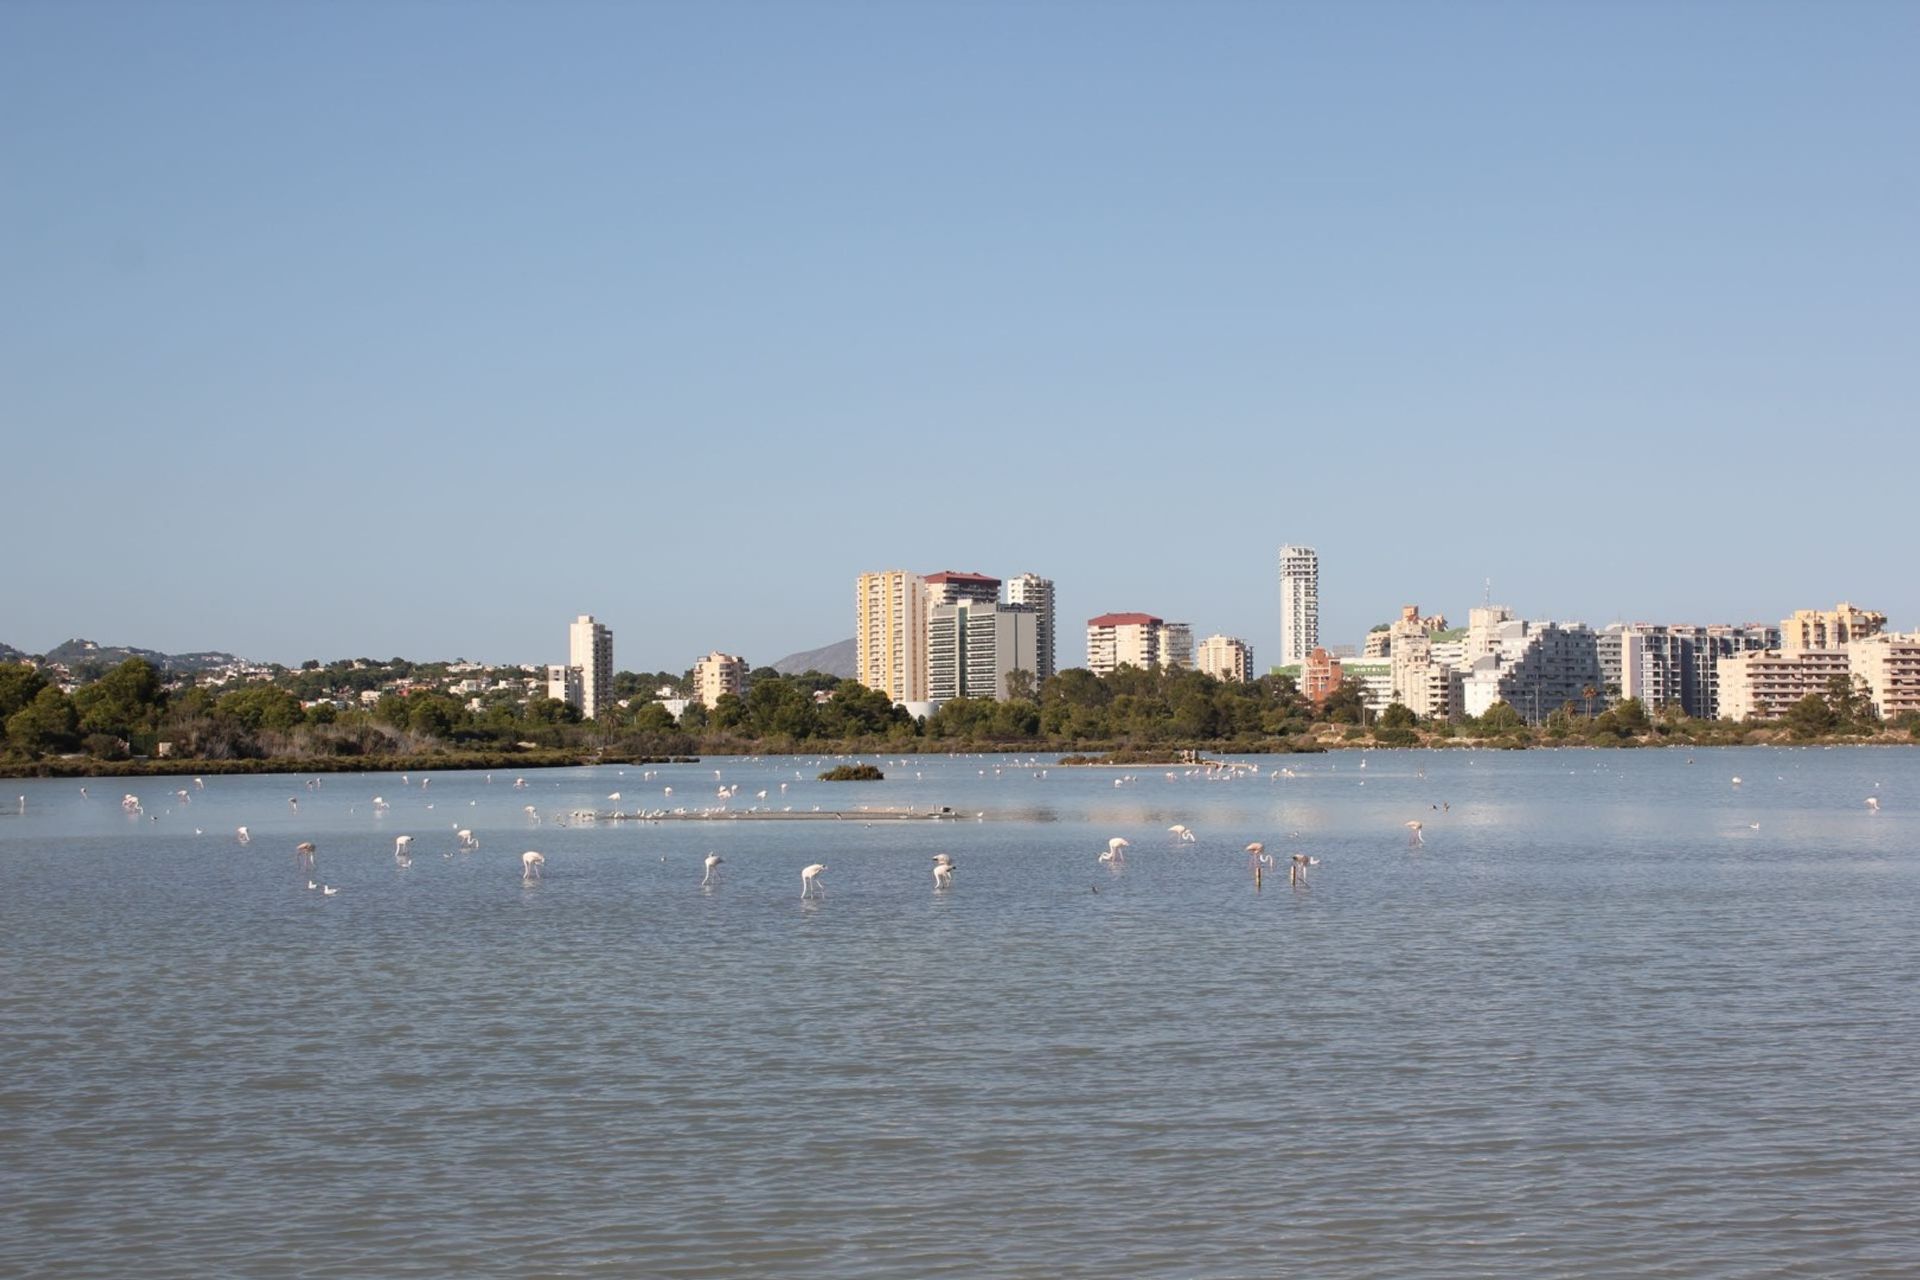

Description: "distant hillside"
0 642 26 664
770 637 856 679
32 638 243 673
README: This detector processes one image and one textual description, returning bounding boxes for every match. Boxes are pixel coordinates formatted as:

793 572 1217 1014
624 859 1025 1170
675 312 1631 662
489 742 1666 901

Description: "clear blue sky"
4 2 1915 672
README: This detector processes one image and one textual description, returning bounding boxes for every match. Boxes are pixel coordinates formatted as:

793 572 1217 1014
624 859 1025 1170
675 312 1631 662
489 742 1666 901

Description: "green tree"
629 702 678 734
1320 678 1368 725
1478 701 1525 732
72 658 165 738
406 693 467 740
1379 702 1417 729
7 685 79 756
0 663 49 722
1783 692 1837 738
710 692 748 733
216 686 305 733
1002 668 1037 703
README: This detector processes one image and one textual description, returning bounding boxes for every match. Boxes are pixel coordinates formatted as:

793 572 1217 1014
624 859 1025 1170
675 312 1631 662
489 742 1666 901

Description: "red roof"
924 570 1000 585
1087 612 1162 627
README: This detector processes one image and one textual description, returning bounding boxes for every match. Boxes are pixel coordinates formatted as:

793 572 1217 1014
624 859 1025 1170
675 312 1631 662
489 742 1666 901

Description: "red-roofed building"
924 570 1002 608
1086 613 1165 675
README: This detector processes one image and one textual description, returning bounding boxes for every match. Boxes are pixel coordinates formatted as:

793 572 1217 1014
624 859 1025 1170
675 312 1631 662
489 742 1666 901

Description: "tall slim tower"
568 614 614 720
1278 545 1319 666
856 570 929 703
1004 572 1056 682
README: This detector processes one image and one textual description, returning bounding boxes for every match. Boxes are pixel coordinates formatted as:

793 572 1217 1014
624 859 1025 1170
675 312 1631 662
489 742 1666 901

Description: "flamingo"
295 841 316 870
522 850 545 881
1168 824 1196 843
394 835 413 859
932 853 955 889
702 853 723 886
288 797 299 813
1100 837 1130 867
608 792 621 801
457 829 476 848
1245 841 1273 869
1405 820 1424 847
801 862 827 898
1866 797 1880 813
1290 853 1321 886
236 826 250 845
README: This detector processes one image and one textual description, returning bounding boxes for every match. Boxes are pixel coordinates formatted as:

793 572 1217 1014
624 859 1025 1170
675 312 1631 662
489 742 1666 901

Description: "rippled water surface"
3 748 1918 1277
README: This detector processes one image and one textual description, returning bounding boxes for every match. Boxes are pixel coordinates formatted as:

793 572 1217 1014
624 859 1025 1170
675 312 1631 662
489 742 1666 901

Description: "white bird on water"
522 850 545 881
236 826 251 845
394 835 413 858
608 792 621 801
1866 796 1880 813
702 853 724 886
1100 837 1129 867
1405 820 1424 847
1168 824 1196 844
288 797 299 813
322 885 338 896
932 853 955 889
801 862 828 898
457 829 477 848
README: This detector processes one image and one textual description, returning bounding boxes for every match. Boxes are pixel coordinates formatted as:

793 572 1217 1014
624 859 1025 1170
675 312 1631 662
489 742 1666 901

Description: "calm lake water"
2 748 1917 1277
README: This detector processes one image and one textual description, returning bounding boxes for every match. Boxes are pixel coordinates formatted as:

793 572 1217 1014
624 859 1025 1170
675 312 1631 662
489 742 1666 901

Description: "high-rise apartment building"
1196 634 1254 683
1004 573 1057 683
1086 613 1163 676
692 651 748 709
856 570 929 703
561 614 614 720
929 602 1040 702
1278 545 1319 666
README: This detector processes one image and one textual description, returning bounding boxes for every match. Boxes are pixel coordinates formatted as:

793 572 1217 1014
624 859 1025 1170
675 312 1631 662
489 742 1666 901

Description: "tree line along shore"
1 656 1913 780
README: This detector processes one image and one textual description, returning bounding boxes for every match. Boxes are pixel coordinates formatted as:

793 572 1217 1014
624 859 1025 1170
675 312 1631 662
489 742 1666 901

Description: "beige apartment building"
1717 648 1853 722
1781 602 1886 654
1196 634 1254 683
1848 633 1920 721
856 570 928 703
692 651 747 709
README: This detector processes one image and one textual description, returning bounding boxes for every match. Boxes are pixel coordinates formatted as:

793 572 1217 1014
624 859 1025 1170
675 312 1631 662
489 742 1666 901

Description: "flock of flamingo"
27 755 1891 901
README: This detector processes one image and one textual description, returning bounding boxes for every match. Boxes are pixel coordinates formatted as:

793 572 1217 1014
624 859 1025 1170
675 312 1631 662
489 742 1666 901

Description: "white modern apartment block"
1196 634 1254 683
1461 620 1604 723
856 570 929 704
1004 572 1057 682
929 602 1041 702
1158 622 1195 671
558 614 614 720
1278 544 1320 666
692 651 748 709
1086 613 1162 676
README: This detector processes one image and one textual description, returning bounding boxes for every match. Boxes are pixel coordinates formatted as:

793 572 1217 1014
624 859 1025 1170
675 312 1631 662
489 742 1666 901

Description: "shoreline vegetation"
2 656 1913 781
